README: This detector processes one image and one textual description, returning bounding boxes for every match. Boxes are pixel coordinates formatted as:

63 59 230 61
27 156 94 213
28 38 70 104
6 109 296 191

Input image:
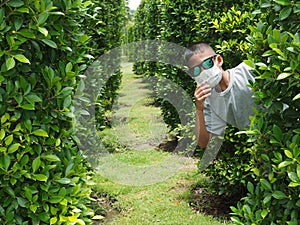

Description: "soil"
188 185 242 220
158 138 241 220
157 138 178 152
91 193 119 224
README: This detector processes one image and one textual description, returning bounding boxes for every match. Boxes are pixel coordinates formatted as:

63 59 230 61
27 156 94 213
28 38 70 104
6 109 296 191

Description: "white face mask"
194 64 222 88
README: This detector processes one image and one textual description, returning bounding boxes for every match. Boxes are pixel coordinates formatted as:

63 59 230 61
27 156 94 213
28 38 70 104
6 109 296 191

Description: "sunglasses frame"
189 54 217 77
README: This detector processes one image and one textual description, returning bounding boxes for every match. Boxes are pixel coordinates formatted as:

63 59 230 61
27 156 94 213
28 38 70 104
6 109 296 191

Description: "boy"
185 42 257 148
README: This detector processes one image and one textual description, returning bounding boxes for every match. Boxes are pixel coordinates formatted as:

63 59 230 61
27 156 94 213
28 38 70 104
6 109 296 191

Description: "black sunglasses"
188 55 217 77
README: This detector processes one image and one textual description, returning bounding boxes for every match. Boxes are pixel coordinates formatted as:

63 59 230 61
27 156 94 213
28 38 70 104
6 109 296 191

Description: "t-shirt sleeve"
203 99 226 136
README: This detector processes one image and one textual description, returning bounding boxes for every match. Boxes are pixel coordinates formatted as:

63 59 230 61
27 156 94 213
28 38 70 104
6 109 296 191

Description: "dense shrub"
0 0 126 223
231 0 300 223
129 0 300 223
130 0 260 195
83 0 127 129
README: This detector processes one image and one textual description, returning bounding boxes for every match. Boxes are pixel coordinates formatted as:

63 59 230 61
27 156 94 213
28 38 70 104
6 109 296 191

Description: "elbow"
197 137 209 149
196 132 211 149
198 142 208 149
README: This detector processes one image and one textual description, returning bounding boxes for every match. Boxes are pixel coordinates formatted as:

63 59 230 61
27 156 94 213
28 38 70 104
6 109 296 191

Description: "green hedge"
129 0 300 223
130 0 259 190
83 0 127 130
231 0 300 223
0 0 126 223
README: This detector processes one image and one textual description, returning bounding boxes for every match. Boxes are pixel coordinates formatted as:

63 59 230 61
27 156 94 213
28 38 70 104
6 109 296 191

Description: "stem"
0 0 10 8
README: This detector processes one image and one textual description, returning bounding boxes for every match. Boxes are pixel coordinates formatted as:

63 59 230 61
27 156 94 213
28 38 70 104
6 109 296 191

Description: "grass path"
94 60 228 225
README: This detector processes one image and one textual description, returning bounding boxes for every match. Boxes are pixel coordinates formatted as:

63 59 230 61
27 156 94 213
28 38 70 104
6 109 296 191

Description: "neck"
218 70 230 91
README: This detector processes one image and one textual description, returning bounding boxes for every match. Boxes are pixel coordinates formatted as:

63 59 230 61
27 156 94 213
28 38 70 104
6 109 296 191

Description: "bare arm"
194 83 211 148
195 108 210 148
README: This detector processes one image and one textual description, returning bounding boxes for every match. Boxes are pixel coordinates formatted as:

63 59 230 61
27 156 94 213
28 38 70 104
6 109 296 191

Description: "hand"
194 82 212 111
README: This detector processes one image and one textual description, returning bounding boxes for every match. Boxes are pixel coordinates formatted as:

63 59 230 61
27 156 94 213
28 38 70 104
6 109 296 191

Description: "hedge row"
129 0 299 224
0 0 126 224
130 0 259 190
231 0 300 223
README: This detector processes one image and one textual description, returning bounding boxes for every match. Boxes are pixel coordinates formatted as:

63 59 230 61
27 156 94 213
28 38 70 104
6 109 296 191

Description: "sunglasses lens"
193 66 201 77
189 55 216 77
202 58 214 69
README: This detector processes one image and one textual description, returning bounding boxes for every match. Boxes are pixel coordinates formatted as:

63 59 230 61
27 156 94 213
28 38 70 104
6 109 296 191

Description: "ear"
215 55 223 67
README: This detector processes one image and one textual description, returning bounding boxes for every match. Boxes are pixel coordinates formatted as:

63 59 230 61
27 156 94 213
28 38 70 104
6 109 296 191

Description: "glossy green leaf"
289 182 300 187
277 72 292 80
0 75 4 84
272 125 283 141
38 12 49 25
279 6 292 20
0 8 4 23
278 160 293 168
274 0 291 6
57 178 71 184
261 209 269 219
48 196 63 203
41 39 57 48
17 197 28 207
14 17 23 30
32 157 41 173
247 182 254 194
284 150 293 159
261 3 272 8
6 57 16 71
18 29 35 38
7 0 24 7
25 94 42 103
292 93 300 101
288 172 299 182
16 7 29 13
24 187 32 201
30 204 38 213
1 113 10 124
0 129 5 140
21 104 35 110
65 62 73 73
50 217 58 224
32 129 48 137
5 186 15 197
263 194 272 204
39 212 50 223
33 174 47 182
41 154 60 162
10 178 17 185
260 179 272 191
8 143 21 153
272 191 288 199
3 155 11 170
63 96 72 108
14 54 30 64
92 215 105 220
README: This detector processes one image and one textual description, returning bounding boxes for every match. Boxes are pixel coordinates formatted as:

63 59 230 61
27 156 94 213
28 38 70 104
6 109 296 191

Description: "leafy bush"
128 1 300 223
230 0 300 223
130 0 259 195
83 0 127 129
0 0 126 223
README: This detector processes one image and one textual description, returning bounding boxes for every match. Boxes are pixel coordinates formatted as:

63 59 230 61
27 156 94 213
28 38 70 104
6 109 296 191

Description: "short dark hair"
184 42 215 64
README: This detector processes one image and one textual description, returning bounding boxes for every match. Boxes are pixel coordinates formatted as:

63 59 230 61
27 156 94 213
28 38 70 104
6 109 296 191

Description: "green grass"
93 158 229 225
94 60 231 225
104 149 169 166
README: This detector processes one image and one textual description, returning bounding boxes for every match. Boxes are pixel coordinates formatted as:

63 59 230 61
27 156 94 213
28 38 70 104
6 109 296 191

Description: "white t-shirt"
203 62 257 135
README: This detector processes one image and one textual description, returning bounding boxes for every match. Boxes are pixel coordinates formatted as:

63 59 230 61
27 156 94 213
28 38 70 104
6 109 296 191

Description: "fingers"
194 82 212 102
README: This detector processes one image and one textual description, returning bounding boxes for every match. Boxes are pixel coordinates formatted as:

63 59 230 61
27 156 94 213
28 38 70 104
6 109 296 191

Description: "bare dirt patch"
188 185 242 220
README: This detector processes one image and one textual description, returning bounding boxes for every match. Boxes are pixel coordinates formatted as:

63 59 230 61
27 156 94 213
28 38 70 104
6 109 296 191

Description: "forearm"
195 109 210 148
